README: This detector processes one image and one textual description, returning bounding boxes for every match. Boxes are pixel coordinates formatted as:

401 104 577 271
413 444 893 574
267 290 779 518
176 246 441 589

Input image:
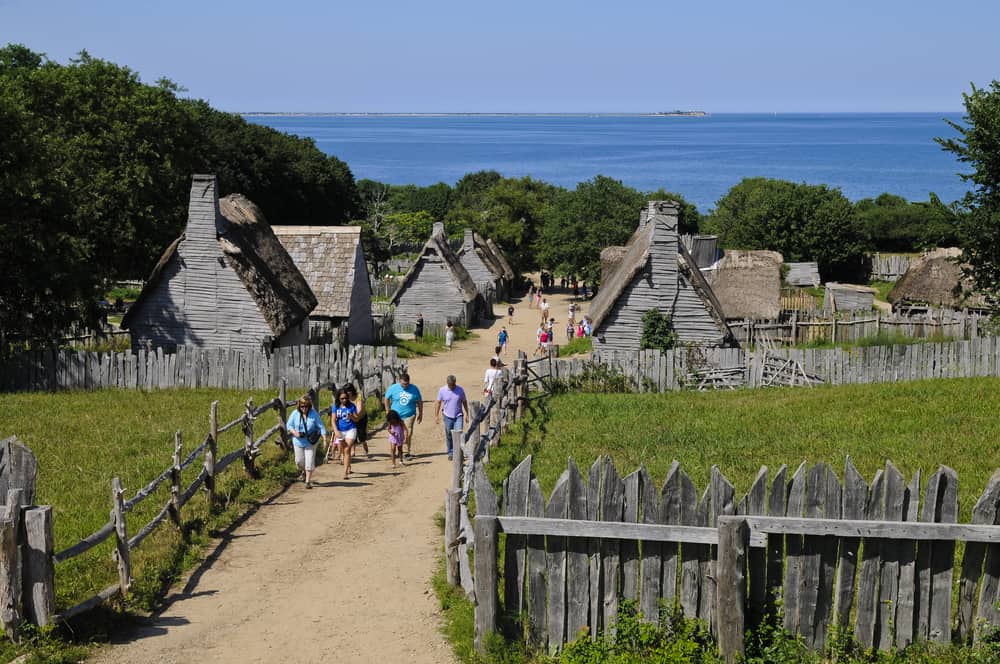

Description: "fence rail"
467 456 1000 661
730 309 991 346
0 343 404 394
573 337 1000 393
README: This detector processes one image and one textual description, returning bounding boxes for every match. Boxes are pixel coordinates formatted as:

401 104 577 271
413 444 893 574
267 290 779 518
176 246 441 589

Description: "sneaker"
305 481 312 489
447 454 453 461
404 453 413 460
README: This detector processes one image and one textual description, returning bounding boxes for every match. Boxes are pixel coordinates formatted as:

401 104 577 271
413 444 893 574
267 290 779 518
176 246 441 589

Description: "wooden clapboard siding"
673 272 729 345
395 256 469 326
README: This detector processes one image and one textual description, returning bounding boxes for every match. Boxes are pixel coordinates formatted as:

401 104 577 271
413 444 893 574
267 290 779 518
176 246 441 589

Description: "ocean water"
244 113 968 212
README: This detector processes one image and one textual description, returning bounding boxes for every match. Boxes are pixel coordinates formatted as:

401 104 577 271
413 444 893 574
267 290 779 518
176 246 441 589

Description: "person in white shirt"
483 358 503 397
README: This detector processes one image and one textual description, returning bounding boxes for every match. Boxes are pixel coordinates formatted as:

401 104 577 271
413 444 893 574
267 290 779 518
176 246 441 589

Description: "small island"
653 110 708 117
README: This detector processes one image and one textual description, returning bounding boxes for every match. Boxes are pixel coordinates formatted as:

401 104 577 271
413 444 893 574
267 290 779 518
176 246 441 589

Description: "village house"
272 226 373 345
703 249 784 321
122 175 316 352
888 247 990 314
390 222 480 327
589 201 734 352
784 262 822 288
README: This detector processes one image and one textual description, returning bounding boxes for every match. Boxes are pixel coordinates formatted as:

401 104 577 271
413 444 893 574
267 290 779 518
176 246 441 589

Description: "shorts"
339 428 358 442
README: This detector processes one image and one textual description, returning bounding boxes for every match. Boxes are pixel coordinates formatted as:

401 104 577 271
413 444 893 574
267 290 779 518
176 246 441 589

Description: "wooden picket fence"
0 343 404 394
573 337 1000 393
0 379 368 635
466 455 1000 661
871 253 913 281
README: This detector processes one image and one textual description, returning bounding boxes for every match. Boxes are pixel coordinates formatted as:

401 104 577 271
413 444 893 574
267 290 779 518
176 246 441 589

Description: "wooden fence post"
111 477 131 597
717 515 750 663
445 440 463 586
473 515 499 653
0 491 23 640
206 401 218 509
169 431 182 528
276 379 290 450
516 354 527 421
21 506 54 627
243 398 256 478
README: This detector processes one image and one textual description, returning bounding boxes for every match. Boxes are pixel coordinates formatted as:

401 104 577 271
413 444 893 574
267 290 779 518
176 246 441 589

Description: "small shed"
704 250 783 321
273 226 373 345
824 283 877 313
888 247 989 313
784 262 822 288
590 201 734 352
391 222 480 326
457 229 513 299
122 175 316 352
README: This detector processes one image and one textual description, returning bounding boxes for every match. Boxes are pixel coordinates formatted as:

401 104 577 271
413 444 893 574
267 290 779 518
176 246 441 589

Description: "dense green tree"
854 192 960 252
386 182 451 222
0 44 359 343
705 177 870 282
446 175 562 273
535 175 645 283
937 81 1000 308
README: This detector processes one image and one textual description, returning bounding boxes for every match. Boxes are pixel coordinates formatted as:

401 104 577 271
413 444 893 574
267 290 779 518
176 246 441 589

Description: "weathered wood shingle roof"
390 231 479 305
272 226 367 318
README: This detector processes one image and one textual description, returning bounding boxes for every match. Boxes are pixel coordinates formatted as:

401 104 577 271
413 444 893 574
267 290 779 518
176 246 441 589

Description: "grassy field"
488 377 1000 521
0 387 313 614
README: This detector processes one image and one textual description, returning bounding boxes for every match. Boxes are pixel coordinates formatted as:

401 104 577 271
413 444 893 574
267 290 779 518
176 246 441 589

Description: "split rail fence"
0 368 402 636
571 337 1000 393
0 343 403 394
463 455 1000 661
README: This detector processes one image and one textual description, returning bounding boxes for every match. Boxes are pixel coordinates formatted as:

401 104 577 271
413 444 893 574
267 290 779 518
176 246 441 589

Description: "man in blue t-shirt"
384 372 423 459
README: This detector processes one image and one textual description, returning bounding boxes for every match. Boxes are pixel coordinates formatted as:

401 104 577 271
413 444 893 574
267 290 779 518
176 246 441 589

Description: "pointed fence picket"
463 456 1000 662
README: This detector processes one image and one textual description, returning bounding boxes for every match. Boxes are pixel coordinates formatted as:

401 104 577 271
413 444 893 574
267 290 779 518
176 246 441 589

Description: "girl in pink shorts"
387 409 408 468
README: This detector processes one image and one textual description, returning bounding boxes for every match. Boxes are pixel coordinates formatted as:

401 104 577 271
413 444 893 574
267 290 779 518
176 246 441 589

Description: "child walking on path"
445 321 455 351
386 410 408 469
498 327 509 354
333 388 361 479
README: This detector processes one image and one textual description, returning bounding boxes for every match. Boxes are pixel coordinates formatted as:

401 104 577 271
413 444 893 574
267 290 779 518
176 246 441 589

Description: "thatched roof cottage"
272 226 373 345
589 201 733 352
122 175 316 352
391 222 480 326
823 283 877 313
704 250 783 321
888 247 990 312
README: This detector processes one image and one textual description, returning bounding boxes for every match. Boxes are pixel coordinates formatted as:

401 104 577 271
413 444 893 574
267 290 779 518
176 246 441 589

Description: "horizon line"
237 110 963 117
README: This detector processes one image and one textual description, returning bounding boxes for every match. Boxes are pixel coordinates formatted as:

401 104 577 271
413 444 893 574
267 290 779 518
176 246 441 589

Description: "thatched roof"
123 190 317 338
589 223 656 330
482 235 515 280
391 230 479 305
704 250 783 320
272 225 368 318
600 245 628 284
215 194 317 335
888 247 989 310
459 229 509 282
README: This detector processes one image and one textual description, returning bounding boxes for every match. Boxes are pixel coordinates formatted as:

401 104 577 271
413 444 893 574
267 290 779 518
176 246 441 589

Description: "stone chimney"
432 221 446 238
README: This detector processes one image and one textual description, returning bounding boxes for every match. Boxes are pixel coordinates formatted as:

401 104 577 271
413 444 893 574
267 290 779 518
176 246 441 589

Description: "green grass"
558 336 592 356
870 280 895 304
104 286 141 302
394 326 475 358
0 388 307 616
798 330 957 350
489 378 1000 522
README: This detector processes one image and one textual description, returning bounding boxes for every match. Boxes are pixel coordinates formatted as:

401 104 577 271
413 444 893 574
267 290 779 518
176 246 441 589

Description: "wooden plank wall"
0 344 403 393
578 337 1000 393
493 456 1000 654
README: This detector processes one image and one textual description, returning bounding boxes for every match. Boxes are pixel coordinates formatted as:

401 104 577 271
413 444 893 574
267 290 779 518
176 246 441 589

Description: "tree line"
0 44 359 345
3 42 996 345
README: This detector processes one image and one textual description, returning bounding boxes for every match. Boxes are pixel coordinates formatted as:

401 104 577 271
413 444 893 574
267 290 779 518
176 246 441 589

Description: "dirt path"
89 286 585 664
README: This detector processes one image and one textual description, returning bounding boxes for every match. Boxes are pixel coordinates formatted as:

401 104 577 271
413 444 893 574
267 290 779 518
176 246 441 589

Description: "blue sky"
2 0 997 112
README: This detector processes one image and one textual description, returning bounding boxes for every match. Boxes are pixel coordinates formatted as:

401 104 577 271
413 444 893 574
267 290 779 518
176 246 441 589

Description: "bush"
640 310 676 352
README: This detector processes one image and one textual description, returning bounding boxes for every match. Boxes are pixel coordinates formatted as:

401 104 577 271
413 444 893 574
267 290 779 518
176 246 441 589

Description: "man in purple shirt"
435 375 470 460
